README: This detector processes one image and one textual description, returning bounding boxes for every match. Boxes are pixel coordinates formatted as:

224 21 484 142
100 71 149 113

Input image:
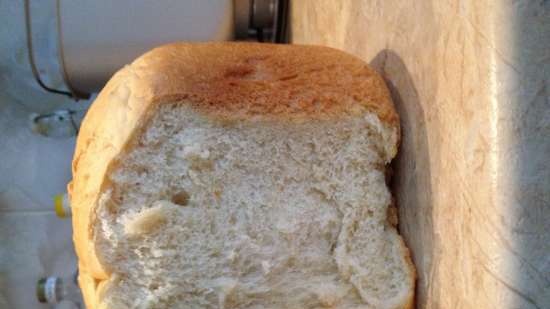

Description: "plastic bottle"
53 193 71 218
36 272 82 308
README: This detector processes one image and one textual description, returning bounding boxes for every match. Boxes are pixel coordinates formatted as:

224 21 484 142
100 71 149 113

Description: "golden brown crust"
131 42 399 124
78 271 100 309
69 42 400 308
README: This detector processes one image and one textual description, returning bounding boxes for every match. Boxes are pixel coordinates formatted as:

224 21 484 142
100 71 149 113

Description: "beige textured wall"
291 1 549 308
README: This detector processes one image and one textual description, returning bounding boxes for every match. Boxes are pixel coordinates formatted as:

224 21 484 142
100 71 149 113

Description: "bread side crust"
69 42 403 308
399 232 417 309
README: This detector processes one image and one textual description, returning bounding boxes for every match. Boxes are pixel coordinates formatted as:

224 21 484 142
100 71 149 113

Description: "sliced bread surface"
69 42 415 309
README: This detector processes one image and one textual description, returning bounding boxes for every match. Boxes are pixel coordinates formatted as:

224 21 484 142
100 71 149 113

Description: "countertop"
292 1 549 308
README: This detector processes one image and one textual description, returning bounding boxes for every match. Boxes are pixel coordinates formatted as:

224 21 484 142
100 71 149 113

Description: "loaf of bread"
69 42 415 309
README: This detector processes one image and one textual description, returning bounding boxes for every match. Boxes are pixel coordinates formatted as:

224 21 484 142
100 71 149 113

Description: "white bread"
69 42 415 309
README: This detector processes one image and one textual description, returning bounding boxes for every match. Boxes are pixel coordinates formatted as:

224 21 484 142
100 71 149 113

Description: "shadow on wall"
370 50 436 309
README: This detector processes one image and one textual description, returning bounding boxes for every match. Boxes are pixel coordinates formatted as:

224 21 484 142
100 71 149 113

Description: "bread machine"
25 0 288 100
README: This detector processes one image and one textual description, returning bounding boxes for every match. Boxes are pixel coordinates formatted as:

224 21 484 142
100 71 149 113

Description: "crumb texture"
94 104 412 309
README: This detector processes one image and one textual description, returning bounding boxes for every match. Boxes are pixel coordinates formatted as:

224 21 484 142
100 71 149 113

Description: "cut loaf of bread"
69 43 415 309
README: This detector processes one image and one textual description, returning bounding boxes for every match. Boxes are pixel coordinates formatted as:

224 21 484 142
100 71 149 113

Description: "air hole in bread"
171 190 189 206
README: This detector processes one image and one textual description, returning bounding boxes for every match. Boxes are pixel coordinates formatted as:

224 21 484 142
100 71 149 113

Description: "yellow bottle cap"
54 193 71 218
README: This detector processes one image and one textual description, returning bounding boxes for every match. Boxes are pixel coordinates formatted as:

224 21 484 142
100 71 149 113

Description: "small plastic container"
53 193 71 218
36 272 82 308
